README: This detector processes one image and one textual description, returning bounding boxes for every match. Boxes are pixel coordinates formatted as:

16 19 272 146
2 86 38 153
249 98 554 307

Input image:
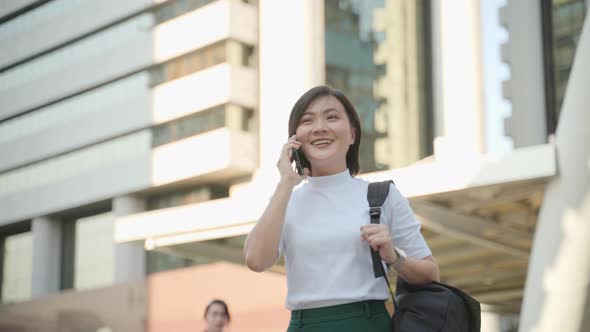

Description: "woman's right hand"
276 135 308 186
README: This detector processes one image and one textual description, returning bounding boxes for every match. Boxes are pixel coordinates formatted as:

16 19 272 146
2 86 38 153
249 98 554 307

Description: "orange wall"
147 262 290 332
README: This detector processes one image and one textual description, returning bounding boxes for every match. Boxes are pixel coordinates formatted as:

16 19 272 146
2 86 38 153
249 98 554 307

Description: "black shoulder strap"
367 180 397 311
367 180 394 278
367 181 394 211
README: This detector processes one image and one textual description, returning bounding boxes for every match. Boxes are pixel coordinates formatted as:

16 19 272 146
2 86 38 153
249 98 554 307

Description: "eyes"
300 114 339 125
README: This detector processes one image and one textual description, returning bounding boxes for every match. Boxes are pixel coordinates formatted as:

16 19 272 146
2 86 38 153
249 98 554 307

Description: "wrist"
388 247 407 270
384 249 398 265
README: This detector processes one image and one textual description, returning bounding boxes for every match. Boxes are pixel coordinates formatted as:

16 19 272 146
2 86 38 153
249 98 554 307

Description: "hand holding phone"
292 148 304 176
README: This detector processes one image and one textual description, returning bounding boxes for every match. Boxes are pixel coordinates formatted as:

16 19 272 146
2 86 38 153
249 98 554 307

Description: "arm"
361 185 439 285
244 179 295 272
244 136 307 272
390 254 440 285
361 224 440 285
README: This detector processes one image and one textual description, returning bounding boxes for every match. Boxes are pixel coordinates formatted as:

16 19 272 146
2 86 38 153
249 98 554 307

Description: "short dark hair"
288 86 362 176
204 299 230 322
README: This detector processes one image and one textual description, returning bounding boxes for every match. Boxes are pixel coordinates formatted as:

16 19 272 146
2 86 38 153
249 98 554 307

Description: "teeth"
312 139 332 146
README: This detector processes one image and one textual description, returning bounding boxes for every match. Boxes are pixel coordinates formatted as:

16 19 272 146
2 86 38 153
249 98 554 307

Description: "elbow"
244 252 270 273
243 235 278 272
405 274 436 286
420 272 439 284
417 263 440 284
246 258 266 273
429 259 441 283
421 255 440 283
431 267 441 283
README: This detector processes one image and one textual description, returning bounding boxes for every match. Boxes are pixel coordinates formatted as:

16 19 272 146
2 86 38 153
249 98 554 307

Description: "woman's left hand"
360 224 397 264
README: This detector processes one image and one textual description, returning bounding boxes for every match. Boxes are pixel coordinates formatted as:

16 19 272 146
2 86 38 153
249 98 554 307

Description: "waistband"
290 300 387 324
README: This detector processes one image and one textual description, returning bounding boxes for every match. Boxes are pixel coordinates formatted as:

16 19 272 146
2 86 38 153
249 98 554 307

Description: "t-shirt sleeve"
383 183 432 259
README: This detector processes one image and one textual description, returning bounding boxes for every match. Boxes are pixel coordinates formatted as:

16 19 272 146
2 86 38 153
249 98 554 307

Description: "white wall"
0 0 160 69
0 72 152 172
0 14 154 120
500 0 547 147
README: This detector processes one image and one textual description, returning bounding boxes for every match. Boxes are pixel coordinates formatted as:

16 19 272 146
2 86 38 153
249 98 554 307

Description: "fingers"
366 233 391 247
276 136 307 183
278 136 301 164
281 136 302 161
360 224 387 238
360 225 391 251
287 135 302 149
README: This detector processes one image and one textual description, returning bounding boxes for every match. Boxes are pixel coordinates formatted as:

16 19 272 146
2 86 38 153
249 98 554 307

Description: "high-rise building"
0 1 587 331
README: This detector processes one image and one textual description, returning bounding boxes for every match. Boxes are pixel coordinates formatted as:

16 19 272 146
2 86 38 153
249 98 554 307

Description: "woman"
244 86 439 331
204 299 230 332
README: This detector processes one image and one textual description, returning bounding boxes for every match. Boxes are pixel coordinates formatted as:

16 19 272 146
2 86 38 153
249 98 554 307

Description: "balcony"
152 63 257 124
151 127 256 187
153 0 257 63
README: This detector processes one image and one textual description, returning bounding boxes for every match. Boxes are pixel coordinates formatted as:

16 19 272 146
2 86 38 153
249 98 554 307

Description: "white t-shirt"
279 169 432 310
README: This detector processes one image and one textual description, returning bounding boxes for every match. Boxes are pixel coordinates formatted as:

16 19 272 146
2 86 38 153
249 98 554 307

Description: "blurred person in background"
204 299 230 332
244 86 439 331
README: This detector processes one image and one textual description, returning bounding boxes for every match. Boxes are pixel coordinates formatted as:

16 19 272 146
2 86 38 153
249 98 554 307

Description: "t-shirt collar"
307 169 352 188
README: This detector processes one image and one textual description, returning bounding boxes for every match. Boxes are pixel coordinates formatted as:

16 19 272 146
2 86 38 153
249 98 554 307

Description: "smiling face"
295 95 356 176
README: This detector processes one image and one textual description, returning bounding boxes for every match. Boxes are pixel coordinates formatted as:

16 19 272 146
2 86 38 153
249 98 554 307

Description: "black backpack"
367 180 481 332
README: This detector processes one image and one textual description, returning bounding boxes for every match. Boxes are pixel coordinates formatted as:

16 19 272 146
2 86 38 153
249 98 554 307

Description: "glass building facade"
542 0 587 134
324 0 433 172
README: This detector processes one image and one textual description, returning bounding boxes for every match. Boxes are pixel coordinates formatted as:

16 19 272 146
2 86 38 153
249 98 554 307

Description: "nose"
311 117 328 134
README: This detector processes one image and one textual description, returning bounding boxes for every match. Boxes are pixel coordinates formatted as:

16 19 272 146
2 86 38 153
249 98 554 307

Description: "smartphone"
292 148 304 175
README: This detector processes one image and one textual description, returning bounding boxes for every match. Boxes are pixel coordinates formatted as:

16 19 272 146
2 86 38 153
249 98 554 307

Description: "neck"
310 160 348 176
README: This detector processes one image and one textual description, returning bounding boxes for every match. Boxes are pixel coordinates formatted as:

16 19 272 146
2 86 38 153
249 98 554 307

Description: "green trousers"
287 300 391 332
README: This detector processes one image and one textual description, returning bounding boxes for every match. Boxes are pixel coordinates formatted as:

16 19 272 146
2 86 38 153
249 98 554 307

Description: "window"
146 235 248 274
61 212 115 291
154 0 219 24
74 213 114 290
152 107 225 147
146 250 202 274
146 185 229 210
151 104 254 148
543 0 587 133
149 39 257 87
1 232 33 302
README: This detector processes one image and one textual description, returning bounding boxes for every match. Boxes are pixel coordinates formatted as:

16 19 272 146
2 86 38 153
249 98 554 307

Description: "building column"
430 0 486 156
480 309 501 332
257 0 324 185
519 8 590 332
113 195 146 283
31 216 61 297
500 0 547 147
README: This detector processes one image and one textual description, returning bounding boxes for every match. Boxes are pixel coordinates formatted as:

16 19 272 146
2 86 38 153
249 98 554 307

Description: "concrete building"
0 0 587 331
500 0 590 331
